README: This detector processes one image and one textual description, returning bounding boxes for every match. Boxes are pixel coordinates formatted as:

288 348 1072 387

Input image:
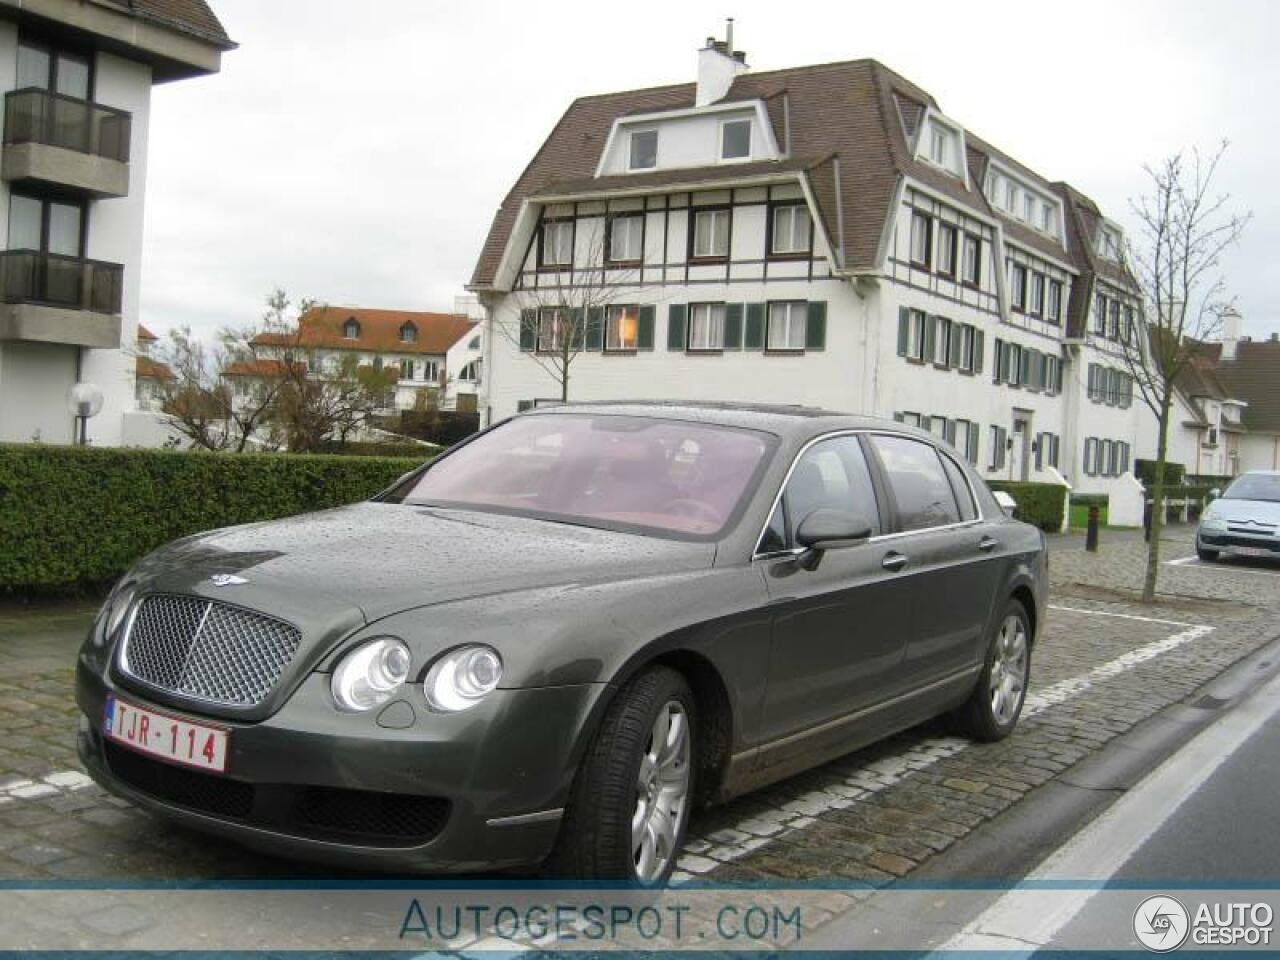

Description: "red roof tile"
252 306 476 357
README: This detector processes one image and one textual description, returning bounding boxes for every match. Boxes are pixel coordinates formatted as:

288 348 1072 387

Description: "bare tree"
492 216 644 402
152 324 282 452
1119 143 1250 602
151 289 396 453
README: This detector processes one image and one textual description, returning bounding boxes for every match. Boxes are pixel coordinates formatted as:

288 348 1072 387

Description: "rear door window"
869 435 962 532
940 453 978 522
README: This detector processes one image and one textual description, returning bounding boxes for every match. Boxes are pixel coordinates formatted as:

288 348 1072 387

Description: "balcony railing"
3 88 131 163
0 250 124 314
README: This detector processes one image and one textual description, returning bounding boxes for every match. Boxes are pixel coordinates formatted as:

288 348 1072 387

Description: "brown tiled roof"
252 307 477 357
101 0 235 48
471 57 1126 289
136 356 173 380
221 359 300 378
1192 339 1280 434
136 324 158 342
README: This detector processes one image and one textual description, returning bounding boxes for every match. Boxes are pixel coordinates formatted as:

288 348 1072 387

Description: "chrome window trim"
750 428 987 561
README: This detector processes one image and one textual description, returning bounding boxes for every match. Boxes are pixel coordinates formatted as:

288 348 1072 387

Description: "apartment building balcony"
0 250 124 348
2 89 131 198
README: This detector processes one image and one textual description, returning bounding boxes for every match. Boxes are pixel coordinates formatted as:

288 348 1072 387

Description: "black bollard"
1086 505 1100 552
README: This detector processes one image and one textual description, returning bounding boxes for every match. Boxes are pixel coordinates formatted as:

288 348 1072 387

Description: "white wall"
81 51 152 447
0 36 153 447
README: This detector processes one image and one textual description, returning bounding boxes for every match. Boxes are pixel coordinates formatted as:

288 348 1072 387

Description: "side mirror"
795 509 872 570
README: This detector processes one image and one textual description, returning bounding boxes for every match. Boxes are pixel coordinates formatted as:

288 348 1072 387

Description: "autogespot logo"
1134 895 1190 952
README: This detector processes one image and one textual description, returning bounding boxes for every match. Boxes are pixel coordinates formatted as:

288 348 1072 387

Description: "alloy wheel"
989 614 1029 725
631 699 691 883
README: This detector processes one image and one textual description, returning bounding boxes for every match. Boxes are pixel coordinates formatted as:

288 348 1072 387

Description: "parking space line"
682 607 1212 880
1046 604 1196 628
1166 554 1280 576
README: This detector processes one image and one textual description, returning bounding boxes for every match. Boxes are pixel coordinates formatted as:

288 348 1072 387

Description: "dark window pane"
721 120 750 159
757 501 787 554
16 44 50 90
870 435 961 532
940 454 977 521
783 436 880 536
630 130 657 169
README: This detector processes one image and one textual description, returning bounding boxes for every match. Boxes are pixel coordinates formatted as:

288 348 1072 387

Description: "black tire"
950 599 1032 742
546 665 696 885
1197 544 1220 562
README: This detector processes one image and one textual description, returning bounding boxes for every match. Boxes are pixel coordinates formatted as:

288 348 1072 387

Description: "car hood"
134 501 718 624
1207 497 1280 528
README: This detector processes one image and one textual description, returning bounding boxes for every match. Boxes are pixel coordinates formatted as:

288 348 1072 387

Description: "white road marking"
1167 554 1280 577
0 770 94 800
1046 604 1195 628
944 663 1280 951
675 607 1212 879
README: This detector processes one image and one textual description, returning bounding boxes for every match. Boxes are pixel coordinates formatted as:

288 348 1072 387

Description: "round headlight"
331 637 412 712
423 645 503 713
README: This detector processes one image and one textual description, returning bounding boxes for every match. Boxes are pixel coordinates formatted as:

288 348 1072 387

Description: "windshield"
1222 473 1280 503
390 414 775 538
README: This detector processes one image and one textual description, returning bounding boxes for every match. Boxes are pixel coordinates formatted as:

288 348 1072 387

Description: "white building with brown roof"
0 0 234 445
248 304 479 413
468 29 1179 506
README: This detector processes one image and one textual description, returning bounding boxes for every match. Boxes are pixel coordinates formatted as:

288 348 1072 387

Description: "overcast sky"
140 0 1278 341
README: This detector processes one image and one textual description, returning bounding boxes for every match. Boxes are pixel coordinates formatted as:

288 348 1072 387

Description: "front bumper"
76 656 605 873
1198 528 1280 556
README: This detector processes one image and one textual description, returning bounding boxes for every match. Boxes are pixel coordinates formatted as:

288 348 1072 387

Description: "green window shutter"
723 303 744 350
519 309 537 351
744 303 766 350
586 307 604 351
517 400 533 412
637 304 655 350
667 304 688 351
805 301 827 351
897 307 910 356
923 314 937 360
1019 347 1031 385
944 419 956 444
948 322 964 367
974 329 985 374
968 422 980 464
569 308 586 349
992 339 1003 383
1035 433 1044 471
893 412 905 423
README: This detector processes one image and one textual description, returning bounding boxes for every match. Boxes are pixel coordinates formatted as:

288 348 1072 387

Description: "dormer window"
1098 225 1122 261
629 130 657 170
399 322 417 344
720 118 751 160
343 317 360 339
920 119 964 178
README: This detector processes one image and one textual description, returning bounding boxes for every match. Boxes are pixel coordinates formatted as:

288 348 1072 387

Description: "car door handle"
978 536 999 553
881 551 908 572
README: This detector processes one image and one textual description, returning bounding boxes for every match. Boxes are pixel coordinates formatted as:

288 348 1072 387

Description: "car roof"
517 400 915 438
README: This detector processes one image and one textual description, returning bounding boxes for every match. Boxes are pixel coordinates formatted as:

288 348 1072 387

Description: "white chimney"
1221 307 1242 360
696 20 748 107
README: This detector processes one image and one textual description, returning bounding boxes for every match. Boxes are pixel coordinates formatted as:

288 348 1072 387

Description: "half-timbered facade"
468 30 1164 498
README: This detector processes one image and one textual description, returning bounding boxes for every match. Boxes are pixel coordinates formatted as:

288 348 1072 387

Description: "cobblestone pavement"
0 526 1276 903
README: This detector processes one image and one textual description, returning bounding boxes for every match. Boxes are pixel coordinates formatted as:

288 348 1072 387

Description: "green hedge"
1135 458 1186 486
0 444 428 595
987 481 1066 533
1069 493 1110 508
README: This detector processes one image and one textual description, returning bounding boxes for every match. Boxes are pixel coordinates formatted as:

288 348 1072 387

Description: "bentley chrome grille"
119 594 301 707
